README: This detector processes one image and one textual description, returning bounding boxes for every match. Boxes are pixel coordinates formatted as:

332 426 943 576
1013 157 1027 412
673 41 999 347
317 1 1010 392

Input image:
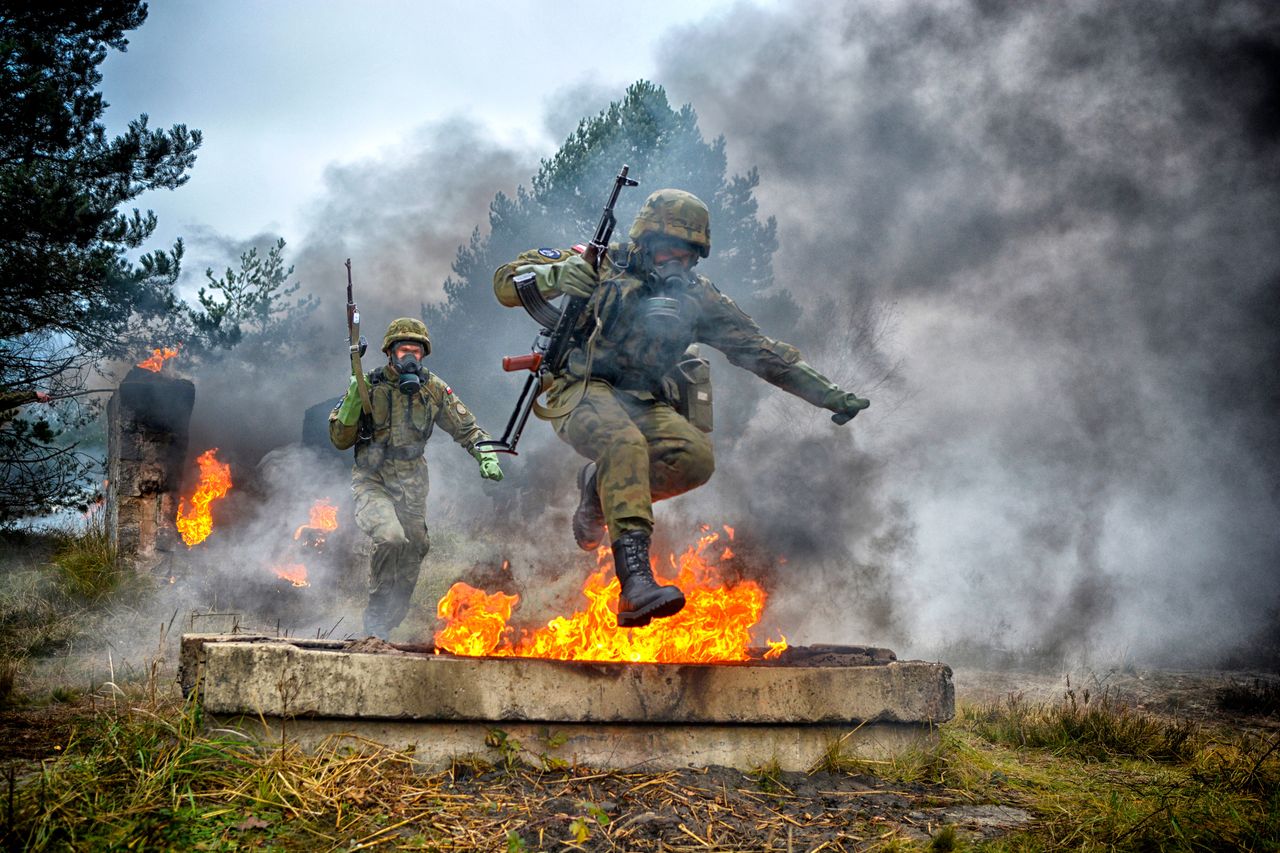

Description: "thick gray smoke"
170 0 1279 666
188 116 537 457
656 0 1280 665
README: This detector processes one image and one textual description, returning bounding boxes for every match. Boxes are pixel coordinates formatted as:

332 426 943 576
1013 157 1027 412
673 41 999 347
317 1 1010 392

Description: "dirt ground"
2 650 1277 850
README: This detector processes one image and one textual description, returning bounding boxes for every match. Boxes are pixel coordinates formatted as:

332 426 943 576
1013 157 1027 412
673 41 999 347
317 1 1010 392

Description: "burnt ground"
0 701 92 762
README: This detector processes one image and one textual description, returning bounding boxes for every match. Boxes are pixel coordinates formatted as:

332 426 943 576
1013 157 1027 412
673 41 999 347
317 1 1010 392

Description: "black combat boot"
612 530 686 628
572 462 607 551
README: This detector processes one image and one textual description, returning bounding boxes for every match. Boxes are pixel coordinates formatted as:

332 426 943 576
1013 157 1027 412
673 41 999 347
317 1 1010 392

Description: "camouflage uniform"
494 249 851 536
329 364 489 637
493 188 865 628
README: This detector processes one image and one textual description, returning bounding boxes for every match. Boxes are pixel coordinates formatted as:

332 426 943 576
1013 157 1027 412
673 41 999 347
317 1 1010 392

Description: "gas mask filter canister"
395 354 423 395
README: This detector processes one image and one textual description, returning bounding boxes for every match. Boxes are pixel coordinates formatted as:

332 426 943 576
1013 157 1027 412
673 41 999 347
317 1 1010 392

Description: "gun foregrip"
503 353 543 373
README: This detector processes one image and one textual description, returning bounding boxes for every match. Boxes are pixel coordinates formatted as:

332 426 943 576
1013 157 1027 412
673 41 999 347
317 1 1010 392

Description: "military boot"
362 609 390 641
572 462 607 551
612 530 686 628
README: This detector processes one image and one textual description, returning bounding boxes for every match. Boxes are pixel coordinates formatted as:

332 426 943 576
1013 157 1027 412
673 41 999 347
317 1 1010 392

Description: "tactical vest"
356 368 439 464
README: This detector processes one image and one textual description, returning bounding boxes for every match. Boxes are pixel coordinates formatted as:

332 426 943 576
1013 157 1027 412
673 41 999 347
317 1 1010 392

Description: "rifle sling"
532 309 602 421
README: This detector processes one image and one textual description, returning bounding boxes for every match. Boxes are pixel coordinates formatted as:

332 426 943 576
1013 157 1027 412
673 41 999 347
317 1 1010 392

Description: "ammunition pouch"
666 345 713 433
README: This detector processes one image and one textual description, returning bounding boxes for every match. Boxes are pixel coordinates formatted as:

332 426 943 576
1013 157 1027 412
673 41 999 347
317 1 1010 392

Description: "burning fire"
269 499 339 586
175 449 232 547
293 499 338 545
137 345 180 372
272 563 310 587
434 525 789 664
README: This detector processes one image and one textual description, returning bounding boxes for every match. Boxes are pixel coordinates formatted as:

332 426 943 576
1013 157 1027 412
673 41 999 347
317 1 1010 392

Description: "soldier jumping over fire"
491 183 869 629
330 317 505 639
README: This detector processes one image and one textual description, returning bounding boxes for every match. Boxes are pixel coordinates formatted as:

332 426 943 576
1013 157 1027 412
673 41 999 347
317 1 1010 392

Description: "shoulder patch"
537 248 562 259
455 401 468 416
445 386 453 395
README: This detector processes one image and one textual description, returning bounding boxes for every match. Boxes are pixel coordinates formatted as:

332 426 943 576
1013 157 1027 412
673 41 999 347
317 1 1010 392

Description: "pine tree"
0 1 201 520
188 238 315 354
424 81 790 432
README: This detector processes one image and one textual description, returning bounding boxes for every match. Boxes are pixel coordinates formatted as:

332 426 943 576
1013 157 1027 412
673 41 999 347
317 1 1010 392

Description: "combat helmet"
628 189 711 258
381 317 432 355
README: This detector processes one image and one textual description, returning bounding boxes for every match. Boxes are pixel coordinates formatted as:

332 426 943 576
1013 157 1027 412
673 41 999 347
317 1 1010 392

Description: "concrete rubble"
106 368 194 570
181 634 955 771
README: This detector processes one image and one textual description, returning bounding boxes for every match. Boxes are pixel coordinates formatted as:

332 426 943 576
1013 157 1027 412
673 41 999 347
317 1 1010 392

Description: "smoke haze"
657 0 1280 664
173 0 1279 667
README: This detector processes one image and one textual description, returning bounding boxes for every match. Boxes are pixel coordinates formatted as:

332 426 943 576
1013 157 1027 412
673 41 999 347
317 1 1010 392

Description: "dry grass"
7 691 928 851
4 672 1279 851
950 688 1280 851
50 510 122 602
956 681 1200 762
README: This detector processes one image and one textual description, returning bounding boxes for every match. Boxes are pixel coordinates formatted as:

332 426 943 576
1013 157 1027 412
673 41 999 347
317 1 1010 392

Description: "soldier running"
329 317 504 639
493 189 869 629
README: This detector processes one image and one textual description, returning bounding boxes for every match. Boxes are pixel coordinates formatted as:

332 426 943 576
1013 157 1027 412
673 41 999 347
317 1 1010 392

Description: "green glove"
519 253 598 299
782 360 869 424
335 376 362 426
828 392 870 425
474 449 504 481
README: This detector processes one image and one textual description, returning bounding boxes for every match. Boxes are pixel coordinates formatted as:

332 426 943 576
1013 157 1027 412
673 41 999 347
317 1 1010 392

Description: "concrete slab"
181 635 954 771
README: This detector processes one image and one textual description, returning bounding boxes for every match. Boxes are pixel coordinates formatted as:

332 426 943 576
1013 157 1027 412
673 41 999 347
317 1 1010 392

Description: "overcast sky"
98 0 774 262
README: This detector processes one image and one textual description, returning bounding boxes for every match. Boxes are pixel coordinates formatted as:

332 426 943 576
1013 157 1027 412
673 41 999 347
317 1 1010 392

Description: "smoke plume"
168 0 1279 667
657 0 1280 665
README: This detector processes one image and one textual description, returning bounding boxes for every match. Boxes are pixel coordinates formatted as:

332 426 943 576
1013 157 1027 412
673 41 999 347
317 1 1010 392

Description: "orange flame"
137 345 180 372
434 526 788 664
272 563 310 587
175 449 232 547
293 499 338 544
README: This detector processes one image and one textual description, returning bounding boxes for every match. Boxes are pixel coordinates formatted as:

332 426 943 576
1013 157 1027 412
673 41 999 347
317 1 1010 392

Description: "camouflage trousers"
352 458 431 638
551 379 714 537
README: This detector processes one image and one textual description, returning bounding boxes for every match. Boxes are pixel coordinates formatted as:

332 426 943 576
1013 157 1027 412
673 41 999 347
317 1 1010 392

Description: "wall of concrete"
183 635 955 772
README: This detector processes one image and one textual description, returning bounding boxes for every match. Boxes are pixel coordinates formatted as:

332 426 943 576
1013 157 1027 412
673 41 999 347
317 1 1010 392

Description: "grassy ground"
2 527 1279 851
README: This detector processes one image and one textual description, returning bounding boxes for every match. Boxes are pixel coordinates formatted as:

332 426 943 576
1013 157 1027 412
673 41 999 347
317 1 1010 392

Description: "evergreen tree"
421 82 793 525
187 237 315 354
425 81 790 433
0 1 201 520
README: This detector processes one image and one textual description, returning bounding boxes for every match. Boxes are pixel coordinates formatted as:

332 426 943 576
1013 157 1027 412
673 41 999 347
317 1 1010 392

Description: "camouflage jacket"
494 247 830 407
328 365 489 464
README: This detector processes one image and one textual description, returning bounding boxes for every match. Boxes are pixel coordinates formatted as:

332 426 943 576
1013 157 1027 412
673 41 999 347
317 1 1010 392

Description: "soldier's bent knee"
680 443 716 489
370 520 409 549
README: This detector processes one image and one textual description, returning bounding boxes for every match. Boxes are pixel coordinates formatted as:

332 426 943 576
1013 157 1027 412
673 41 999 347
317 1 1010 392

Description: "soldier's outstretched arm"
429 377 503 480
695 283 869 424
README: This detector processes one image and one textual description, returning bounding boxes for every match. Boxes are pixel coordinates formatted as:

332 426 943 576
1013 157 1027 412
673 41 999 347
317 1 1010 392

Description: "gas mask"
643 261 696 322
393 352 423 395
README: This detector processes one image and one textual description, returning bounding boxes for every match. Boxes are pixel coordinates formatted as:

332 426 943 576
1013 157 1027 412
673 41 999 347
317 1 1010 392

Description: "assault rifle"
345 258 372 417
477 165 640 455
